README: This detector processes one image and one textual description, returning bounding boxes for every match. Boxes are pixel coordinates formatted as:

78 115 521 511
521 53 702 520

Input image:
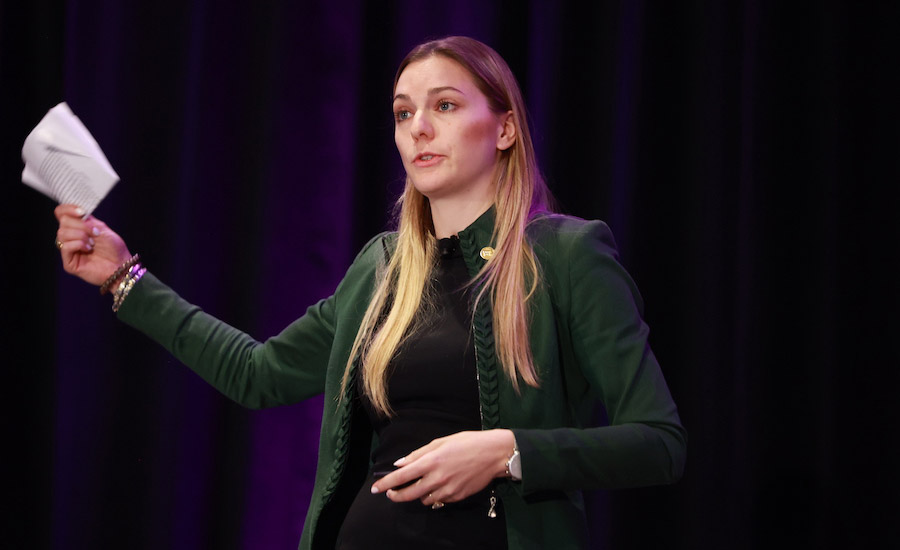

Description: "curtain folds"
2 1 897 548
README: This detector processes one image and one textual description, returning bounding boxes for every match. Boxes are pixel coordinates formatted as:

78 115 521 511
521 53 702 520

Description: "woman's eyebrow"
392 86 465 103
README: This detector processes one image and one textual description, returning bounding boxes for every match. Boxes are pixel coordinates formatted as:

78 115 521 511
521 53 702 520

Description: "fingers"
388 475 447 505
394 437 442 466
57 227 95 249
55 210 104 275
373 456 459 505
56 222 98 261
56 204 111 239
54 204 86 222
55 208 110 255
372 465 425 497
370 438 444 497
58 213 101 233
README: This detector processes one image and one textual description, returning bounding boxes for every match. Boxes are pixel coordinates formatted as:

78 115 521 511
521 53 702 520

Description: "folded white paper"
22 102 119 216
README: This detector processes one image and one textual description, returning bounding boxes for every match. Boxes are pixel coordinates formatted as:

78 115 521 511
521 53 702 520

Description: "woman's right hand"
54 204 133 286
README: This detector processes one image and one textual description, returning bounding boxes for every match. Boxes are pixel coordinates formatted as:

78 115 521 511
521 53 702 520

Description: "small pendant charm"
488 495 498 518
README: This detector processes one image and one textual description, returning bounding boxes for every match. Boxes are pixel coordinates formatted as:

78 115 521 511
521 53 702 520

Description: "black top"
335 236 507 549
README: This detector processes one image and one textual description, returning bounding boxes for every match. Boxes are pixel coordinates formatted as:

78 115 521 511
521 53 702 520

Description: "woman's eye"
438 101 455 112
394 110 411 122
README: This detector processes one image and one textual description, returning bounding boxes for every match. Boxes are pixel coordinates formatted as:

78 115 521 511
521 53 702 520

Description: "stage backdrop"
2 1 898 548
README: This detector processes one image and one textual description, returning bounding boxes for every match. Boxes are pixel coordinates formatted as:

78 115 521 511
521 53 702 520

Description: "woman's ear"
496 111 517 151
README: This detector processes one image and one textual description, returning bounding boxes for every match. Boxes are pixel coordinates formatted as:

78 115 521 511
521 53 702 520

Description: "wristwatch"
506 446 522 481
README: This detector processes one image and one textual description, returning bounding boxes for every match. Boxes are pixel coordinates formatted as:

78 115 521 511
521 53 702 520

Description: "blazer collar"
457 205 497 277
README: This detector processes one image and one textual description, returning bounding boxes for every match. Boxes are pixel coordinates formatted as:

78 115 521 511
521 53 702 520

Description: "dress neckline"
437 235 461 258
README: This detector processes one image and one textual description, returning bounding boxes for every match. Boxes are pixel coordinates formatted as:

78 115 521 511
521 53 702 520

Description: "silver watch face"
509 451 522 480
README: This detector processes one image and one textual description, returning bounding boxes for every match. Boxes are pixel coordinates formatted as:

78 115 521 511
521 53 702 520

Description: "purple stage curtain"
2 1 898 548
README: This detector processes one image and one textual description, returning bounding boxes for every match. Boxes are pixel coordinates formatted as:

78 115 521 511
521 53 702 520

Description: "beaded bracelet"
112 263 146 312
99 254 141 295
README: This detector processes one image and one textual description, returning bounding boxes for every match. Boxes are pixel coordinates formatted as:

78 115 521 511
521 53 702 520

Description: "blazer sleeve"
116 272 335 409
512 220 687 492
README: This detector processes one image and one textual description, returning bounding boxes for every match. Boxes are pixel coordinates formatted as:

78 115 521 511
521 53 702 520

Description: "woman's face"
393 56 514 202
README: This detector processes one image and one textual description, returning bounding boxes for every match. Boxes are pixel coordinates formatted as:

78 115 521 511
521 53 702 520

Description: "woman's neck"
429 194 494 239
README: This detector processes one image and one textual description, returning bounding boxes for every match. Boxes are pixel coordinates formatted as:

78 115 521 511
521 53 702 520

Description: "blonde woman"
54 36 685 549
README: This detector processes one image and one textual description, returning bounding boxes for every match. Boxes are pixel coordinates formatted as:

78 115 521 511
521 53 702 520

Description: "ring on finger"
55 239 64 250
430 494 444 510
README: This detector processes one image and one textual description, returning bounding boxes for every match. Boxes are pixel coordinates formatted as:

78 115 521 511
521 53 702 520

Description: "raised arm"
52 203 335 408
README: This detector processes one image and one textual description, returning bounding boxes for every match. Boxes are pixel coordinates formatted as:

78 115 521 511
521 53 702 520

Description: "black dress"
335 236 508 549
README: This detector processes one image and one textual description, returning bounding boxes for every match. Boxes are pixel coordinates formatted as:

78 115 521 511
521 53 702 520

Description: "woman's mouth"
413 153 443 167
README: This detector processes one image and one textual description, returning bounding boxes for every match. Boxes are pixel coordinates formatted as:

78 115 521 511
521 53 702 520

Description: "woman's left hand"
371 429 516 507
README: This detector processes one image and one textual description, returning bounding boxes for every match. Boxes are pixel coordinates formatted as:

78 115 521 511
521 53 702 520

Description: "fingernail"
88 238 95 246
393 457 406 466
75 207 85 216
371 485 380 494
92 227 100 236
86 243 93 251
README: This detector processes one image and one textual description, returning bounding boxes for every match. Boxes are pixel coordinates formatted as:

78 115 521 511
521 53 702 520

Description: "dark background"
2 1 898 548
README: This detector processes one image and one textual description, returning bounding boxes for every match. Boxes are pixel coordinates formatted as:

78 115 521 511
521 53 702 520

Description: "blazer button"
480 246 495 260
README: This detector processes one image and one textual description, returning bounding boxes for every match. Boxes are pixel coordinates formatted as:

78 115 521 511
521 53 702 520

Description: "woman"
54 36 686 549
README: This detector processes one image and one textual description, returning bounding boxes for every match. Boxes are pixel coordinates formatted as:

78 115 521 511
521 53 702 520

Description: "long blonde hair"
342 36 553 416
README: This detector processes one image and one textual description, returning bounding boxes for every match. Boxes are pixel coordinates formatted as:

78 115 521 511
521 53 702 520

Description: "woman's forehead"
394 57 478 98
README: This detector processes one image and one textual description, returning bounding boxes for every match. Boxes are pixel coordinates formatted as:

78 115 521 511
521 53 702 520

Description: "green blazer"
118 208 686 549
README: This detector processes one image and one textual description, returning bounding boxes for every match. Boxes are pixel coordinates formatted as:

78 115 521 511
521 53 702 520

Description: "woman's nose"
411 112 434 141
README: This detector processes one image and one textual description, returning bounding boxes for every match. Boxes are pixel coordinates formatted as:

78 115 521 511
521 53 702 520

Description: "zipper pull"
488 490 498 518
